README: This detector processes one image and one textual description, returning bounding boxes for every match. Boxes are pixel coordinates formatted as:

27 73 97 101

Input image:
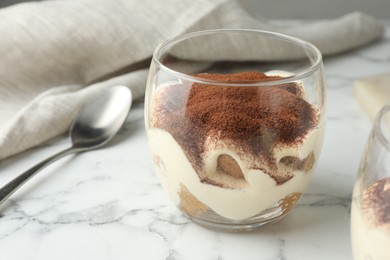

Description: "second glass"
145 29 326 231
351 105 390 259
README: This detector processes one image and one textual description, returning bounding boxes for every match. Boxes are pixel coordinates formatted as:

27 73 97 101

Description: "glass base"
188 205 286 232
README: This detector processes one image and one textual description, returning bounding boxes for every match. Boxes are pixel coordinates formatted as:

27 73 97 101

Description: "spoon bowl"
0 86 132 205
71 86 132 149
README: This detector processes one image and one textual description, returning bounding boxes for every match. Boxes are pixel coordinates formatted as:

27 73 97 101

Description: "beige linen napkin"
0 0 384 160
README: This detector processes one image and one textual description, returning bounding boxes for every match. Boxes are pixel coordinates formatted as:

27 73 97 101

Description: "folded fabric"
0 0 384 160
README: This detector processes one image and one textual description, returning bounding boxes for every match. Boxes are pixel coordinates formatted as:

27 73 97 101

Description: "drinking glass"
145 29 326 231
351 105 390 259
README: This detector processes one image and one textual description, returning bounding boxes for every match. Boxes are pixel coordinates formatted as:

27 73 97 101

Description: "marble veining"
0 21 389 260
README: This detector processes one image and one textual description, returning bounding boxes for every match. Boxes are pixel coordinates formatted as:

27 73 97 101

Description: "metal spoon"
0 86 132 205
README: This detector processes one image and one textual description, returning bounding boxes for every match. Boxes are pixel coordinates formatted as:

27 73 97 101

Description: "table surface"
1 21 389 260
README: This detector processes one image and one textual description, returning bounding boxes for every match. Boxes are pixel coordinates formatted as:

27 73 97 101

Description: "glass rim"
374 104 390 151
152 29 323 87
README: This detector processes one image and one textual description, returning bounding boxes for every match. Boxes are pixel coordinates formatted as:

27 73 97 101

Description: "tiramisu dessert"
147 71 324 221
351 177 390 260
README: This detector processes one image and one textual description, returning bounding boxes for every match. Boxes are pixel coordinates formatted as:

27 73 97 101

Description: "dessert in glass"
145 29 326 231
351 105 390 259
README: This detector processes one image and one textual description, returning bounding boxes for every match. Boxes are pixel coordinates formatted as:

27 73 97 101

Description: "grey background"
0 0 389 19
242 0 390 19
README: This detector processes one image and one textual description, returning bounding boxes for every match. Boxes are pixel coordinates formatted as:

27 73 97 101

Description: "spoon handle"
0 147 76 205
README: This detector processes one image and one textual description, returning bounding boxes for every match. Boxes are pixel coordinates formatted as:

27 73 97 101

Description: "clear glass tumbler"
145 29 326 231
351 105 390 259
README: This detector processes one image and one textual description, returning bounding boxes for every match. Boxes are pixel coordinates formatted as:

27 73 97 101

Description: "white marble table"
0 21 389 260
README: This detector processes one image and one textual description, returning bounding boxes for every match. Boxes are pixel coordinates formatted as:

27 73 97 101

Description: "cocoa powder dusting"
151 72 318 184
362 177 390 228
